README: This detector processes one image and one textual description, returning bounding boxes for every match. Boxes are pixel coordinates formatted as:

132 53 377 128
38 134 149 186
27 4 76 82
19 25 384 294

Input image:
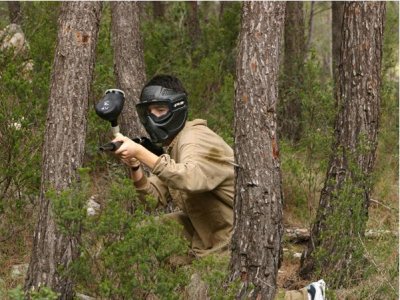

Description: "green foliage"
191 254 240 299
141 2 241 144
50 170 189 299
49 168 91 236
311 145 378 288
22 2 59 68
8 285 59 300
0 3 58 279
0 2 58 202
382 2 399 79
280 53 334 223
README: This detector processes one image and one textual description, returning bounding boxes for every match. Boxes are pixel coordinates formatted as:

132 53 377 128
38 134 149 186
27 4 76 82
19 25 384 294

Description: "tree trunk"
186 1 201 51
8 1 22 24
230 2 285 299
152 1 166 20
25 2 102 298
111 1 147 138
300 2 386 288
278 1 305 143
331 2 344 96
305 1 315 53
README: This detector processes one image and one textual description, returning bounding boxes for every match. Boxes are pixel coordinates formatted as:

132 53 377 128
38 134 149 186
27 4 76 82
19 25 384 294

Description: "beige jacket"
135 119 234 256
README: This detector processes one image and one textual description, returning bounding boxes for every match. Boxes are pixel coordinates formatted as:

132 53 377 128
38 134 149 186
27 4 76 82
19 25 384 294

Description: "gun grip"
99 141 123 152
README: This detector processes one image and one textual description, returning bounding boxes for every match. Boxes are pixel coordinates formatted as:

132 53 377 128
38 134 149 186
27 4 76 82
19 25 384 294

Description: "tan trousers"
163 211 230 257
284 288 309 300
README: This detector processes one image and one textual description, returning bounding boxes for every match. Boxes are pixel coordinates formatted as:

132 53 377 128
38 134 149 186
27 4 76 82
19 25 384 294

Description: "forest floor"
0 195 398 299
276 183 399 299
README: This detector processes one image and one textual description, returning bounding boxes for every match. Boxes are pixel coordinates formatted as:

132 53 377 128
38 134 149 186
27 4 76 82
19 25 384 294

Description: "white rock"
0 24 29 54
87 196 100 216
11 263 29 279
293 252 302 259
76 293 96 300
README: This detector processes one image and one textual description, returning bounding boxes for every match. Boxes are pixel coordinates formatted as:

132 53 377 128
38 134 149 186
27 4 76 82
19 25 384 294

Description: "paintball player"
112 74 234 258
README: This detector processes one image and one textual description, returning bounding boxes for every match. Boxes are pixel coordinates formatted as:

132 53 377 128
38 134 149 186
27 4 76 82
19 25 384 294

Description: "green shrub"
8 285 59 300
280 54 334 222
141 2 240 144
50 169 189 299
192 254 240 300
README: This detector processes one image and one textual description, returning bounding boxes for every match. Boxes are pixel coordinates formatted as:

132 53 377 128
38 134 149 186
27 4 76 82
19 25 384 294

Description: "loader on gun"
95 89 164 156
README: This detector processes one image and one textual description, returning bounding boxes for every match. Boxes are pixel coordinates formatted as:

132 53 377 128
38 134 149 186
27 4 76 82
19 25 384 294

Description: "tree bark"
111 1 147 138
305 1 315 53
331 2 344 96
8 1 22 24
186 1 201 51
300 2 386 288
230 2 285 299
279 1 305 143
152 1 166 20
25 2 102 298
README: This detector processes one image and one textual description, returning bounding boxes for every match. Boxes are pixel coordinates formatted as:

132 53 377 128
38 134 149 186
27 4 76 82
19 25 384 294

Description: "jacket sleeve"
134 172 171 206
151 143 233 193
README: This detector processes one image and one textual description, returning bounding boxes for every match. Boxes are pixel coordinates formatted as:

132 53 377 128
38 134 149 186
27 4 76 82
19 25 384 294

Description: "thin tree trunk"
8 1 22 24
279 1 305 143
305 1 315 53
25 2 102 298
300 2 386 288
152 1 166 20
331 2 344 97
230 2 285 299
111 1 147 138
219 1 233 21
186 1 201 51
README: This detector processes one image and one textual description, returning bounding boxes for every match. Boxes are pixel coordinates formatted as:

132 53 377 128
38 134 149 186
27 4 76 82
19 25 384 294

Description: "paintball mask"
136 85 188 144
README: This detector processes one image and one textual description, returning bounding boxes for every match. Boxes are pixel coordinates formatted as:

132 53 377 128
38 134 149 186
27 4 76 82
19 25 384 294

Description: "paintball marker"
95 89 164 156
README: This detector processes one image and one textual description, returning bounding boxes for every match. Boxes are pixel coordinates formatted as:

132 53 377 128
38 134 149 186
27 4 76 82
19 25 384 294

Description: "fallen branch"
284 228 398 243
370 198 396 211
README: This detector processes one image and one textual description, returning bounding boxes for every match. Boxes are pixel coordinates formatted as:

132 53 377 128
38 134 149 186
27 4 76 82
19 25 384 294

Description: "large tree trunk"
25 2 102 298
331 2 344 96
278 1 305 143
300 2 386 288
8 1 22 24
230 2 285 299
111 1 146 138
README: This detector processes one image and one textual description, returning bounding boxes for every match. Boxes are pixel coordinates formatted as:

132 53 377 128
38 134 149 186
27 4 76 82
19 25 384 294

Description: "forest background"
0 2 398 299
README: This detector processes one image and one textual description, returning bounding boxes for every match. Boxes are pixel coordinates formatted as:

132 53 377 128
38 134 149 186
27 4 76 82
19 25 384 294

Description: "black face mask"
136 86 188 144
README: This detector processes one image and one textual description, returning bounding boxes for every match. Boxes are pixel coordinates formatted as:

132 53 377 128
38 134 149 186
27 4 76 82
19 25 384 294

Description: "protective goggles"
136 100 173 124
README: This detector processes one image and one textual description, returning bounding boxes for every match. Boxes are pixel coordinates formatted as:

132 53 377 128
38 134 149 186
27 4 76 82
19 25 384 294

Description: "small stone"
293 252 302 259
87 196 100 216
76 293 96 300
11 263 29 279
184 273 209 300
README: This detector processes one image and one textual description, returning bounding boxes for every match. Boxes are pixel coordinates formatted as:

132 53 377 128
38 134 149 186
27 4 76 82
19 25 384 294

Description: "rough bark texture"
186 1 201 51
300 2 386 287
111 1 147 138
25 2 102 298
279 1 305 143
152 1 166 20
8 1 22 24
230 2 285 299
331 2 345 95
305 1 315 53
